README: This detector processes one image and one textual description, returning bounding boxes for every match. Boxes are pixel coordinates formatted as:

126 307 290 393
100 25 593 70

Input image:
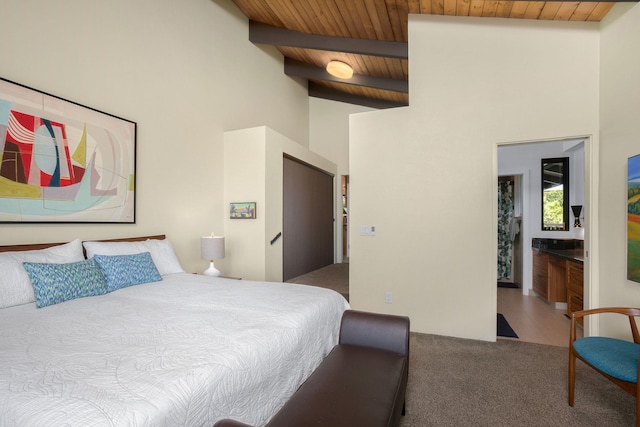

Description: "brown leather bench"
213 309 410 427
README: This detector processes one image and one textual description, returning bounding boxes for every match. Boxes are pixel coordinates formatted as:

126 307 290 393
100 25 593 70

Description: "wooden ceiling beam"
249 20 408 59
284 58 408 93
308 82 408 109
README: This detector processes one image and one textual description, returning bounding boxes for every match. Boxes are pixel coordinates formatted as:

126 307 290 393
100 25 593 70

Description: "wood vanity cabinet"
532 249 572 303
566 261 584 325
548 256 567 302
532 249 549 300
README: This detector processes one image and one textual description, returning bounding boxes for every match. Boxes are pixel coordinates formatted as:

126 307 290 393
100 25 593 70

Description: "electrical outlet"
385 292 392 304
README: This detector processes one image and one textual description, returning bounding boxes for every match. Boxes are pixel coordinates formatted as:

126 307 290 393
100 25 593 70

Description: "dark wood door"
283 155 334 281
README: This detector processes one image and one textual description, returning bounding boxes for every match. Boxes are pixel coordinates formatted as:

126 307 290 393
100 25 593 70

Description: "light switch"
360 226 376 237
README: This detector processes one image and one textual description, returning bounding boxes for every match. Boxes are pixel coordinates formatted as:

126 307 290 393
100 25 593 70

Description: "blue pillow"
23 258 108 308
93 252 162 292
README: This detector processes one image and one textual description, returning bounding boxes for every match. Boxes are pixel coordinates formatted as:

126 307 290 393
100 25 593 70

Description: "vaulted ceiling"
231 1 630 109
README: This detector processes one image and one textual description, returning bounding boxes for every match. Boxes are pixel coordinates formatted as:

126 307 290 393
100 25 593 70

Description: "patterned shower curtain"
497 180 514 281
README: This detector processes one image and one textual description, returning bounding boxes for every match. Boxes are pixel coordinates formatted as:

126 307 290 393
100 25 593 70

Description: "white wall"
599 4 640 338
350 16 599 341
309 98 373 263
0 0 310 274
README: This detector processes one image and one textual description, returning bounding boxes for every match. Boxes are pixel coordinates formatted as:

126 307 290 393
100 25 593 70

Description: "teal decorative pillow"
93 252 162 292
23 258 108 308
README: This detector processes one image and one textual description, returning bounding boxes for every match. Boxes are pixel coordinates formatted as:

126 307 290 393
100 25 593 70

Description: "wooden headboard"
0 235 166 253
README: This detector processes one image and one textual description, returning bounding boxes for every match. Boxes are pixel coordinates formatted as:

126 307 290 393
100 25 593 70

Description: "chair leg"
568 349 576 406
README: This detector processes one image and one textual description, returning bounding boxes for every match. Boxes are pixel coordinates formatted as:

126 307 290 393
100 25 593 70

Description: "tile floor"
497 287 583 347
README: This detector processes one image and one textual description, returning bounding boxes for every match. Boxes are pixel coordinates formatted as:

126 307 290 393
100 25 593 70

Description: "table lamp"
200 234 225 276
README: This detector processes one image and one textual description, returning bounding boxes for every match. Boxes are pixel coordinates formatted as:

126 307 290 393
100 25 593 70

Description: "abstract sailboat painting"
0 78 136 223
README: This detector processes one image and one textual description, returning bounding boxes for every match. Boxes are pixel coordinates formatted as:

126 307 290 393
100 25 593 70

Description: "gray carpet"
286 263 349 301
286 264 634 425
400 333 635 426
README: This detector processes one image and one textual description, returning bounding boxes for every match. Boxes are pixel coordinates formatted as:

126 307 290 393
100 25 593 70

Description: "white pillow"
0 239 85 309
83 238 184 276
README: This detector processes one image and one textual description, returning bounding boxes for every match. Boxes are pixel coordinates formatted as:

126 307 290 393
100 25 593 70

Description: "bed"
0 235 349 426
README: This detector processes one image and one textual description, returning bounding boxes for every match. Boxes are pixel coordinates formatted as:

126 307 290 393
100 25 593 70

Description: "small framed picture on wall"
230 202 256 219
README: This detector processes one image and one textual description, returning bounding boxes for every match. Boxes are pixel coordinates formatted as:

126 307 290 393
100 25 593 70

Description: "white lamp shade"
201 236 225 261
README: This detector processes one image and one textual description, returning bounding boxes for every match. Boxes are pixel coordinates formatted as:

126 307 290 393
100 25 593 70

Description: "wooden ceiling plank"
495 1 515 18
334 0 368 39
285 58 409 93
569 2 598 20
305 0 340 36
481 1 500 17
419 0 433 13
330 1 362 38
308 82 408 109
263 0 314 33
469 0 485 17
431 0 445 15
350 52 371 76
538 2 563 20
457 0 472 16
346 0 377 40
388 0 409 42
293 1 330 35
396 0 410 42
384 56 403 80
359 51 379 76
407 0 422 14
554 2 581 20
587 2 616 21
364 0 394 40
322 0 356 36
508 1 530 18
249 21 408 59
444 0 458 15
233 1 284 27
523 1 546 19
279 47 311 65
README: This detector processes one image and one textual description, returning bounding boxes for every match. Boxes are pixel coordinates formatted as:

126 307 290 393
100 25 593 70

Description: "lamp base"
203 261 220 277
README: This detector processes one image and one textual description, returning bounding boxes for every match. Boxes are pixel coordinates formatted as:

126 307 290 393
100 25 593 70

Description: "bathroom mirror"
541 157 569 231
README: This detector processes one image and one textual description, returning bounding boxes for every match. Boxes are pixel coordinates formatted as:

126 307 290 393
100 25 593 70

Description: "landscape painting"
0 78 136 223
230 202 256 219
627 154 640 282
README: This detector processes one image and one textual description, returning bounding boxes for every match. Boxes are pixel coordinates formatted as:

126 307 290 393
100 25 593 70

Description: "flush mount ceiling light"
326 60 353 79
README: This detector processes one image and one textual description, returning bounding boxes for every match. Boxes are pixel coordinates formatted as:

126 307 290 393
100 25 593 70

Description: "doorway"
282 155 334 281
497 175 522 288
341 175 349 262
497 138 588 343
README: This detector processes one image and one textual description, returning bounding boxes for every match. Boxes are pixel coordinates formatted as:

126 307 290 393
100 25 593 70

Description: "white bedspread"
0 273 349 426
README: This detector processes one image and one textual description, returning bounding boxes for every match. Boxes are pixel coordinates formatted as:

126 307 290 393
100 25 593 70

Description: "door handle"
270 232 282 245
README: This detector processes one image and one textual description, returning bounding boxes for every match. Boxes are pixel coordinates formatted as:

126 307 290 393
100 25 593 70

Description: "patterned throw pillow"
23 258 108 308
0 239 85 308
93 252 162 292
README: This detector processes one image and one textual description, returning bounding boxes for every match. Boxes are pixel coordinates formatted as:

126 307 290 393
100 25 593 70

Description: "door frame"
495 134 597 337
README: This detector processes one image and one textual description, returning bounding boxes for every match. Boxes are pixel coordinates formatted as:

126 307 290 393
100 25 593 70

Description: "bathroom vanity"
531 238 584 323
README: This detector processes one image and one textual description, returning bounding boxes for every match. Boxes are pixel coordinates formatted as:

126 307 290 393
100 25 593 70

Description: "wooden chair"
568 307 640 426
